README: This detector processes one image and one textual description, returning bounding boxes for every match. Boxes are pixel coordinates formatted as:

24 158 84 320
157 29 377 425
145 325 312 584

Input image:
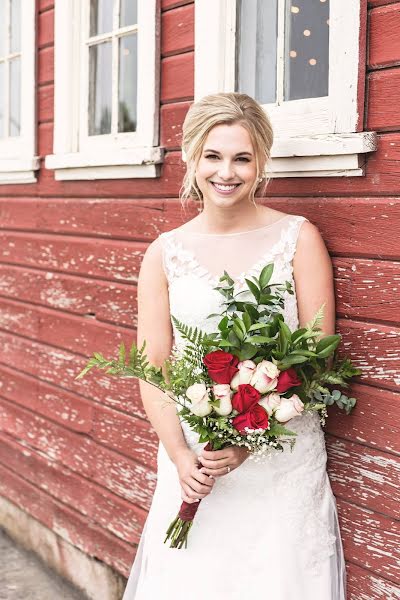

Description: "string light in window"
303 29 311 37
289 50 297 58
309 58 317 66
291 6 299 13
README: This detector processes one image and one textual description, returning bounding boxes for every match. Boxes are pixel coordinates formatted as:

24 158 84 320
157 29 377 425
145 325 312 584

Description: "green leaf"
245 278 260 302
233 322 245 341
118 343 126 365
249 335 275 344
267 423 297 437
242 312 252 332
248 322 270 332
218 316 229 331
291 328 308 344
238 343 258 361
277 355 309 369
228 330 241 348
259 263 274 289
316 335 341 358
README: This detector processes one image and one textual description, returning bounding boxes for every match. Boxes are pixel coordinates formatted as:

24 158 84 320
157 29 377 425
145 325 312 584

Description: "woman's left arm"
293 220 336 337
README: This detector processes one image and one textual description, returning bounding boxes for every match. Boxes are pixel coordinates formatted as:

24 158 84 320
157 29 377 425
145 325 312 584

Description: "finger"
181 482 202 502
201 449 230 460
187 476 214 495
192 469 215 487
200 466 233 478
181 488 199 504
198 456 230 470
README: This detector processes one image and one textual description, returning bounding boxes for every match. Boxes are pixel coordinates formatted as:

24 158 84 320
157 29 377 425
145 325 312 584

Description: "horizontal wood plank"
0 264 137 327
0 196 399 257
0 463 135 575
367 69 400 130
161 0 193 11
325 383 400 455
334 257 400 322
0 231 146 282
337 318 400 391
347 561 400 600
369 3 400 69
327 435 400 518
160 101 190 149
161 3 194 56
0 433 147 544
338 498 400 583
161 53 194 102
38 83 54 123
38 7 54 48
0 398 157 509
38 45 53 85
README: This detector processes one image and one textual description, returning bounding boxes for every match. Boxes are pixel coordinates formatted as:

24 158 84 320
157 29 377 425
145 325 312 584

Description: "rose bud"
230 360 257 390
250 360 280 394
274 394 304 423
232 404 269 433
186 383 212 417
232 384 261 413
203 350 239 384
276 367 301 393
259 392 281 416
212 384 232 416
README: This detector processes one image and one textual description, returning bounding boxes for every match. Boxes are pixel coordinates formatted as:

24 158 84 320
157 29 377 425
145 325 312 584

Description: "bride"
122 92 346 599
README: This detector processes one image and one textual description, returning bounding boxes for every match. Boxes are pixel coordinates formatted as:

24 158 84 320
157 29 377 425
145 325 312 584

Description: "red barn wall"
0 0 399 597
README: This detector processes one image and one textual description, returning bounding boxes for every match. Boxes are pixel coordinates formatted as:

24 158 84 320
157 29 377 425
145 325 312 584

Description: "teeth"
212 183 238 191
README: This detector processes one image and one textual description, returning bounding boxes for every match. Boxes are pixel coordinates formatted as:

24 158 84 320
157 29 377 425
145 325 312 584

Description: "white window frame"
0 0 38 184
195 0 377 177
46 0 163 181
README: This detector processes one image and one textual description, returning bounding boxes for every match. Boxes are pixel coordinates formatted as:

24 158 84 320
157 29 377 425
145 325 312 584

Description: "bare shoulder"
294 219 333 279
297 219 327 252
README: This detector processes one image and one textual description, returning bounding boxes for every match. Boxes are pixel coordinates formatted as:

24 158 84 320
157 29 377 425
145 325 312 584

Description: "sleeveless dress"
122 213 346 600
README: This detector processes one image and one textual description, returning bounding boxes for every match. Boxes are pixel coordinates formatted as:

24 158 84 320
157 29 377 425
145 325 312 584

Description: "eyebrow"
203 149 253 156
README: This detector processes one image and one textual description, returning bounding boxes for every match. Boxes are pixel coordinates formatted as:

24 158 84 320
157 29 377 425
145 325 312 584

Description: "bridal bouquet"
76 263 360 548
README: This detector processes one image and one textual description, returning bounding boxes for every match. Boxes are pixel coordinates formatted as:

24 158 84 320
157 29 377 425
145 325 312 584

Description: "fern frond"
305 303 325 333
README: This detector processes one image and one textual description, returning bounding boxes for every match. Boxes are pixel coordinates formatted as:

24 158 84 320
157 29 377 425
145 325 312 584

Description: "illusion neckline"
177 214 289 238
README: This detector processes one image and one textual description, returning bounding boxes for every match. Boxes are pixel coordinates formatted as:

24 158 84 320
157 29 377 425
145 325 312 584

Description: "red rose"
232 404 269 433
203 350 239 384
232 384 261 413
276 367 301 393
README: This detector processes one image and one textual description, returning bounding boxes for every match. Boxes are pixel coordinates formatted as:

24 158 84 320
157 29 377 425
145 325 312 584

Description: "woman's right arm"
137 238 214 502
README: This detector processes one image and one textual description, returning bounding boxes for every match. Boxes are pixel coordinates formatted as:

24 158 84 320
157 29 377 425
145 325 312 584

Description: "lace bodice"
159 213 307 343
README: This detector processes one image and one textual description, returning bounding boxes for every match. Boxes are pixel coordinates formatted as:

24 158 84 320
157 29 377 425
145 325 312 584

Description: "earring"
258 177 263 182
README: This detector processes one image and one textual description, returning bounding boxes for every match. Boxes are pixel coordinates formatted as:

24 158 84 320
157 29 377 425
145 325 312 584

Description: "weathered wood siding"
0 0 399 596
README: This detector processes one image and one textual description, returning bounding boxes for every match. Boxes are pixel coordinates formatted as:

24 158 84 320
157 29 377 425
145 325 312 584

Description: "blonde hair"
180 92 274 206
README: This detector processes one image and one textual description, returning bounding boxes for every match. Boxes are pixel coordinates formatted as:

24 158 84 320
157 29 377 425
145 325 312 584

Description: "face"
195 123 258 208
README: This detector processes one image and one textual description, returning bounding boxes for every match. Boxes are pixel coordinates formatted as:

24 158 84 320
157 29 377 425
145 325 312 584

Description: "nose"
217 160 235 181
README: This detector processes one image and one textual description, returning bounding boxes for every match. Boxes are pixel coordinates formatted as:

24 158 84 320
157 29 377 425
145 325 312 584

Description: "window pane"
120 0 137 27
90 0 113 36
89 42 112 135
118 34 137 132
10 57 21 136
0 63 4 137
284 0 329 101
10 0 21 53
236 0 278 104
0 3 6 57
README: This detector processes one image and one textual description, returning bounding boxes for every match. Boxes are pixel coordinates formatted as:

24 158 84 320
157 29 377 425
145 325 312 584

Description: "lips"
210 182 241 194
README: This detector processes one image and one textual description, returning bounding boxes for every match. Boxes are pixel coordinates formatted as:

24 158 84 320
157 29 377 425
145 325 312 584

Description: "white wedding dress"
122 213 346 600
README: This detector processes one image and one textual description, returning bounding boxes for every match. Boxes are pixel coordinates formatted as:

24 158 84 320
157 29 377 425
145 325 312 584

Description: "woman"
122 93 346 599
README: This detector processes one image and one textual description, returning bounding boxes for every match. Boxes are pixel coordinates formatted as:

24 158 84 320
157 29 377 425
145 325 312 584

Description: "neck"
196 203 266 234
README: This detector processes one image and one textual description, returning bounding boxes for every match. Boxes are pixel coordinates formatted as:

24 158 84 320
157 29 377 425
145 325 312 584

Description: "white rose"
230 360 257 390
274 394 305 423
259 392 281 416
250 360 280 394
212 384 232 416
186 383 212 417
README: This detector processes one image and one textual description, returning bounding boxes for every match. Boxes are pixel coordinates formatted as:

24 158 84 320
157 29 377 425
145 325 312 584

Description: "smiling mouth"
210 182 241 192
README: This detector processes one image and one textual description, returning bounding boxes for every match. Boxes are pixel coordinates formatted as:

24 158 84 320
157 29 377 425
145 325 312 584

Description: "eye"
236 157 250 162
205 154 219 160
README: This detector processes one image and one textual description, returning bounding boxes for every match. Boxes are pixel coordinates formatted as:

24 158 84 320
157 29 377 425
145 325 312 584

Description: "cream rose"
250 360 280 394
230 360 257 390
259 392 281 416
186 383 212 417
212 384 232 416
274 394 304 423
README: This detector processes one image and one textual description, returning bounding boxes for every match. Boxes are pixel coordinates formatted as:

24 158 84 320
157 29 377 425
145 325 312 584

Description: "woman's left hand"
198 446 249 478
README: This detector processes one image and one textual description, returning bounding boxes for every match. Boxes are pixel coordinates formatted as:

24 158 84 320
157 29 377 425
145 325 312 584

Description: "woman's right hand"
174 448 215 504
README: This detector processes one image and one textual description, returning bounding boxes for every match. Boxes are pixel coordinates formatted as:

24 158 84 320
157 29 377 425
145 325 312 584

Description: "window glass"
90 0 113 36
89 42 112 135
118 33 137 132
284 0 329 100
10 57 21 136
10 0 21 53
120 0 137 27
236 0 278 104
0 2 6 56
